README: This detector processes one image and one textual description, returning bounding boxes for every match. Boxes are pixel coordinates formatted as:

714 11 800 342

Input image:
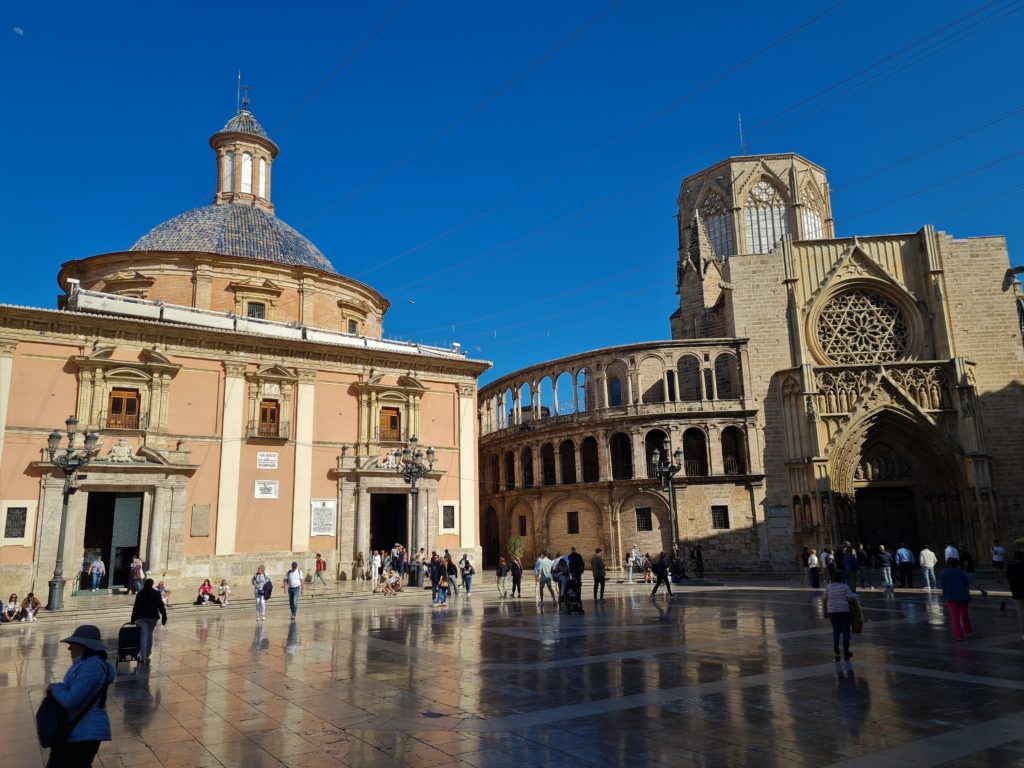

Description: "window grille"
442 505 455 529
635 507 652 532
247 302 266 319
711 505 730 530
567 511 579 535
4 507 27 538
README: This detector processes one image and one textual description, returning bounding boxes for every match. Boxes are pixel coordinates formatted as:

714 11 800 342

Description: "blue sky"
2 1 1022 385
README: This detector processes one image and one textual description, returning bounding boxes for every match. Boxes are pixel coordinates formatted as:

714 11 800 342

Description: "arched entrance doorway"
829 407 967 551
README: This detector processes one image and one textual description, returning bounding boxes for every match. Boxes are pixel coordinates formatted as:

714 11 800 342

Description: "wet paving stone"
0 584 1021 766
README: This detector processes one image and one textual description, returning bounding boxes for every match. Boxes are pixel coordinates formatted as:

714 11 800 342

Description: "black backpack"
262 579 273 599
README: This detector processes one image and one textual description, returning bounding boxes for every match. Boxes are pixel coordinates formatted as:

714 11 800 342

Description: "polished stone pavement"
1 581 1022 767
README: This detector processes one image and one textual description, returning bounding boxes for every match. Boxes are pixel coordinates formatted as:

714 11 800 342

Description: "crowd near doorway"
80 492 143 592
369 493 408 554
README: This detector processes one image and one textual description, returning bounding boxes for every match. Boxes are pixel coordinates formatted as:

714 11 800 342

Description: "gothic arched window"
801 183 825 240
743 180 790 254
699 192 735 259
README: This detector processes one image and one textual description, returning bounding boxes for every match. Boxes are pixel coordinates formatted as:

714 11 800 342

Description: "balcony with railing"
99 411 149 431
247 420 290 440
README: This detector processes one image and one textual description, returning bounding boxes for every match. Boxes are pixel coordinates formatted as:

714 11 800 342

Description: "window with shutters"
258 399 280 438
106 388 141 429
379 407 401 441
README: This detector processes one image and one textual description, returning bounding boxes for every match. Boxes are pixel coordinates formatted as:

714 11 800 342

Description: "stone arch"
519 382 533 421
580 436 600 482
555 370 575 415
682 427 709 476
543 494 603 558
617 490 672 556
559 439 577 484
677 354 702 401
577 367 592 412
638 355 665 404
721 425 747 474
507 498 538 560
502 387 514 428
643 428 669 479
540 442 556 486
714 353 741 399
609 432 633 480
694 183 736 260
606 359 628 407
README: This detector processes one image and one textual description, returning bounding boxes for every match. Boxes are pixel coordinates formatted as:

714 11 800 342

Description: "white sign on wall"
254 480 279 499
310 499 337 537
257 451 279 469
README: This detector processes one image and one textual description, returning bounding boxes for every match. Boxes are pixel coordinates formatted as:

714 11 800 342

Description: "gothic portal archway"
827 406 968 551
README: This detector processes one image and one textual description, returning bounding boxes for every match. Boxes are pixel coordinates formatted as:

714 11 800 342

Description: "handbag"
262 580 273 599
36 668 110 748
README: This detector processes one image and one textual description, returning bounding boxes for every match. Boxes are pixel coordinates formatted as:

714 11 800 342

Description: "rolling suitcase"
117 622 141 664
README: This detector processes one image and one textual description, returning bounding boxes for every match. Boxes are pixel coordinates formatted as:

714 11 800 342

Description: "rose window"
816 290 908 364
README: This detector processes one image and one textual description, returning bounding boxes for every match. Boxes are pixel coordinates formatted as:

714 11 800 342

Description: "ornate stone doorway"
369 493 407 554
80 491 143 592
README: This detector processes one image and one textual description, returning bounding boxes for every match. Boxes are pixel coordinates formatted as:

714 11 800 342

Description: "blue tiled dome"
219 110 271 141
130 204 337 273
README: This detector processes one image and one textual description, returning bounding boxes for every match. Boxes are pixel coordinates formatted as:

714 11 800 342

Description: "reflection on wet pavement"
0 585 1021 767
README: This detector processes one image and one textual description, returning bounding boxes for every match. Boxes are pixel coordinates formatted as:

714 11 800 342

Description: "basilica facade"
479 153 1023 570
0 108 487 597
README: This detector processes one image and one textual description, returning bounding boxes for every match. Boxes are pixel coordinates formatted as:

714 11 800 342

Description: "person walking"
496 557 509 598
877 545 894 593
1004 551 1024 641
919 544 938 590
959 545 988 597
428 554 445 606
591 548 607 601
823 571 858 660
129 555 145 595
807 549 820 589
251 565 269 620
856 543 872 589
313 554 329 594
568 546 585 594
130 578 167 664
941 557 973 641
691 544 705 578
88 555 106 592
285 562 304 619
535 551 556 605
800 547 811 585
510 556 523 598
842 546 859 591
651 552 673 600
991 539 1006 583
45 625 117 768
462 557 476 595
895 543 914 588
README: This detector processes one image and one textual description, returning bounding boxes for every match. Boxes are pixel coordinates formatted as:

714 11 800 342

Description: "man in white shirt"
944 542 960 563
284 562 304 619
992 539 1006 583
535 551 556 606
919 545 938 590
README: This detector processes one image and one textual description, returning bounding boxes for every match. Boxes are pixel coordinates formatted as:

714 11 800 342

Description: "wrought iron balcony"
98 411 148 431
247 420 290 440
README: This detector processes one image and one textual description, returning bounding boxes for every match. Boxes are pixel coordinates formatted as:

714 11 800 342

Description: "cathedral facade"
479 153 1023 570
0 108 487 598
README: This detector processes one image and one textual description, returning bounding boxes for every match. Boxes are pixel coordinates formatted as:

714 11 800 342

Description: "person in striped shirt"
823 571 859 660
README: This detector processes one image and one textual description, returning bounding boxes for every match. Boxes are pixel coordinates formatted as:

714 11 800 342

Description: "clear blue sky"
2 1 1022 385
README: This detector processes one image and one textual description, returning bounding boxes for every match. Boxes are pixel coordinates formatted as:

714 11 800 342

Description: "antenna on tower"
236 70 242 113
738 113 748 155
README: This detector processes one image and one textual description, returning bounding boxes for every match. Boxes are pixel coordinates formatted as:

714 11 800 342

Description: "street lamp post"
651 437 683 552
45 416 100 610
391 435 435 588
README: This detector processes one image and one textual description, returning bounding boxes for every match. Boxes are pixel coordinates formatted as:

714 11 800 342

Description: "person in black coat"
651 552 674 599
130 578 167 664
567 546 585 592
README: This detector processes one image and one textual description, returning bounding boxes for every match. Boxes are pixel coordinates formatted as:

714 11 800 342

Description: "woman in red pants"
940 557 973 641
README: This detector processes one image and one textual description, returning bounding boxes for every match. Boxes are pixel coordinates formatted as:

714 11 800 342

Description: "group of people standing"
426 551 478 607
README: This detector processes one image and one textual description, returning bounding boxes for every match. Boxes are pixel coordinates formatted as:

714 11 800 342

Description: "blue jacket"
49 654 116 742
843 552 859 572
940 567 971 603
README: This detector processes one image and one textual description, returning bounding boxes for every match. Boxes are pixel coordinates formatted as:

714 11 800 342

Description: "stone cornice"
0 305 491 379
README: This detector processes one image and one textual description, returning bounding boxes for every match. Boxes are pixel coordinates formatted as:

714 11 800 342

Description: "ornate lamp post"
651 437 683 551
45 416 100 610
391 435 435 588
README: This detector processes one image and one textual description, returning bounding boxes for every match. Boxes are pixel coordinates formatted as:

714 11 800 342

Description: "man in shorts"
992 539 1006 583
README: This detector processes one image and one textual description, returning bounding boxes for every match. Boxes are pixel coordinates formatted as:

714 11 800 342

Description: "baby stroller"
562 578 584 615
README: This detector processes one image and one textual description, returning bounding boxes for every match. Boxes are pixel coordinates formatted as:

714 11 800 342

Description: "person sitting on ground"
643 554 654 583
20 592 41 622
156 580 171 606
216 579 231 606
194 578 214 605
1 593 20 623
380 570 402 596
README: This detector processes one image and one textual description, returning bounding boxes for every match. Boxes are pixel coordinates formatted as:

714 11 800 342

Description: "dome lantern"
209 98 278 213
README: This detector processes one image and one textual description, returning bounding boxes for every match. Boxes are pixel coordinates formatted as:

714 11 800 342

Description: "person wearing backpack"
42 624 116 767
251 564 270 620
